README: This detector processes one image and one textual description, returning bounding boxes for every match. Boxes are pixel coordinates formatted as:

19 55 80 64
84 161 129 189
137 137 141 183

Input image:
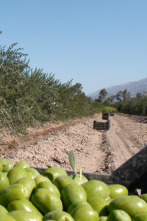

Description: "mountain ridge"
89 78 147 100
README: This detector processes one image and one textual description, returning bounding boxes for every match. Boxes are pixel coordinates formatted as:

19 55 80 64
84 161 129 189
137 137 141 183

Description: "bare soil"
0 114 146 174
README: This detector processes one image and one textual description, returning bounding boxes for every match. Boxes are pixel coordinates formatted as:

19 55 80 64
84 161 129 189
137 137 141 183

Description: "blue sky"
0 0 147 95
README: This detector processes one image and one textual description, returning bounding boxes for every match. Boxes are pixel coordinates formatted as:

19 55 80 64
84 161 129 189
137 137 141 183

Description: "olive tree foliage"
56 82 95 119
113 89 147 116
0 42 30 131
0 42 64 132
114 96 147 115
116 89 130 102
0 37 102 134
116 90 123 102
122 89 131 101
136 92 142 98
98 88 108 102
104 95 116 105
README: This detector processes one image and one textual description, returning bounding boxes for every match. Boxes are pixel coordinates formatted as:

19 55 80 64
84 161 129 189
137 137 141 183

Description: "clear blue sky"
1 0 147 95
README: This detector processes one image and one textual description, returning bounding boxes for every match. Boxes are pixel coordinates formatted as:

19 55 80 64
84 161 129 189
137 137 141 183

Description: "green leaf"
69 150 77 174
80 168 82 181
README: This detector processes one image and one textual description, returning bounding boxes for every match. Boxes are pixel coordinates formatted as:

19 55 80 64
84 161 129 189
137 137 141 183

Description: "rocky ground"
0 114 146 174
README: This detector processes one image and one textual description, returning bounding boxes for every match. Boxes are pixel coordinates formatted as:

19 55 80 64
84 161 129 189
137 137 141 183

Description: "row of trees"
0 38 104 134
97 88 147 115
97 88 131 104
113 96 147 115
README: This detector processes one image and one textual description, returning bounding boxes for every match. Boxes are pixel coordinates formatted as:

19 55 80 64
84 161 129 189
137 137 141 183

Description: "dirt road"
0 114 146 173
101 114 147 172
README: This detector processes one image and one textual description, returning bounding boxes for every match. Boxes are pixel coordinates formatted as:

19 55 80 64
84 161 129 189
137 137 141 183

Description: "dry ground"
0 114 146 174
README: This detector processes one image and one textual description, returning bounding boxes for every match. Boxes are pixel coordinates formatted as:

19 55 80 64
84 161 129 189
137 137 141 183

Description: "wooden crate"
93 120 110 130
102 112 109 120
110 112 114 116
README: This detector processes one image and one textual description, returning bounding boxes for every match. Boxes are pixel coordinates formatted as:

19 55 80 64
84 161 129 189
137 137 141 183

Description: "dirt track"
0 114 146 174
101 114 147 172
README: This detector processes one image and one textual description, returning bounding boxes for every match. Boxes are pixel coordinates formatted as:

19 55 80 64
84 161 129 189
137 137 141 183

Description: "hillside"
89 78 147 100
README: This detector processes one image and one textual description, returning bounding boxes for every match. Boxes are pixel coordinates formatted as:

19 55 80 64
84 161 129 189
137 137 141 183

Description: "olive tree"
98 88 108 102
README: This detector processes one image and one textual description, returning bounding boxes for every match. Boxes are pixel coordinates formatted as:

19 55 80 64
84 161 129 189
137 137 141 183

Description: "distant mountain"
89 78 147 100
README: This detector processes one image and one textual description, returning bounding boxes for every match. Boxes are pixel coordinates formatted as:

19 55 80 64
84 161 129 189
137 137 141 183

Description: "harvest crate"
93 120 110 130
110 112 114 116
102 112 109 120
35 146 147 193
